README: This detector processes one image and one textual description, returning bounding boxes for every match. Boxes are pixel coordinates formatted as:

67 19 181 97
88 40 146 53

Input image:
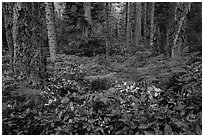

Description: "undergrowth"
2 53 202 135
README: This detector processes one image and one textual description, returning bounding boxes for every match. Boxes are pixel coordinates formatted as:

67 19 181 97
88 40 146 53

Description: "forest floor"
2 51 202 135
56 52 188 86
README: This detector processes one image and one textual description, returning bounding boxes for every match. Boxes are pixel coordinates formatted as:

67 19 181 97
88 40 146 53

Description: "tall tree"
165 3 175 57
105 2 110 59
2 9 8 49
125 2 131 54
2 3 14 69
150 2 155 49
171 2 191 59
153 22 162 54
12 2 47 87
45 2 57 62
143 2 147 43
166 2 191 59
134 2 142 47
84 2 92 27
129 3 134 43
83 2 93 37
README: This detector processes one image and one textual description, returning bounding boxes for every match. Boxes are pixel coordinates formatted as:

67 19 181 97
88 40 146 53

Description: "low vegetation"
2 51 201 135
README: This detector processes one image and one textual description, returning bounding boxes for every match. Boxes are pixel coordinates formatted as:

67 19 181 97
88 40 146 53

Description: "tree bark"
143 2 147 43
2 2 14 70
150 2 155 49
45 2 57 62
166 2 191 59
84 2 93 37
84 2 92 27
125 2 131 54
105 2 110 59
171 2 191 59
13 2 47 87
135 2 142 47
165 3 176 57
2 9 8 49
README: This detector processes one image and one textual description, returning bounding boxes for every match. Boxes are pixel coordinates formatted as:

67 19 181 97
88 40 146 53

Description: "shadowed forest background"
2 2 202 135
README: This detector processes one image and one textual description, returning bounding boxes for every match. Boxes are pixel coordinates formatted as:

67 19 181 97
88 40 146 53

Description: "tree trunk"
125 2 131 55
45 2 57 62
154 23 162 54
143 2 147 43
105 2 110 59
13 2 47 88
135 2 142 47
165 3 176 57
166 2 191 59
150 2 155 49
150 2 154 48
130 3 134 45
84 2 93 37
84 2 92 26
2 9 8 49
171 2 191 59
12 2 19 73
2 3 14 70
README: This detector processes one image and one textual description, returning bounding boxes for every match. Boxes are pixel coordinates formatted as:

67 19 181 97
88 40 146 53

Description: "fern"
81 93 97 103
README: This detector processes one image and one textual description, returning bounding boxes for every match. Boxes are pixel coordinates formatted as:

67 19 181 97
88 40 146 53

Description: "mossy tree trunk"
13 2 47 88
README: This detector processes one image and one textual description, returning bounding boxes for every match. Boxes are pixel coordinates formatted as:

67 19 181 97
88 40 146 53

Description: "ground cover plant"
2 51 202 135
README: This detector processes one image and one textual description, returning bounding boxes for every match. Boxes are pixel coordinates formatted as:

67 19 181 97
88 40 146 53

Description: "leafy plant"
2 52 202 135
